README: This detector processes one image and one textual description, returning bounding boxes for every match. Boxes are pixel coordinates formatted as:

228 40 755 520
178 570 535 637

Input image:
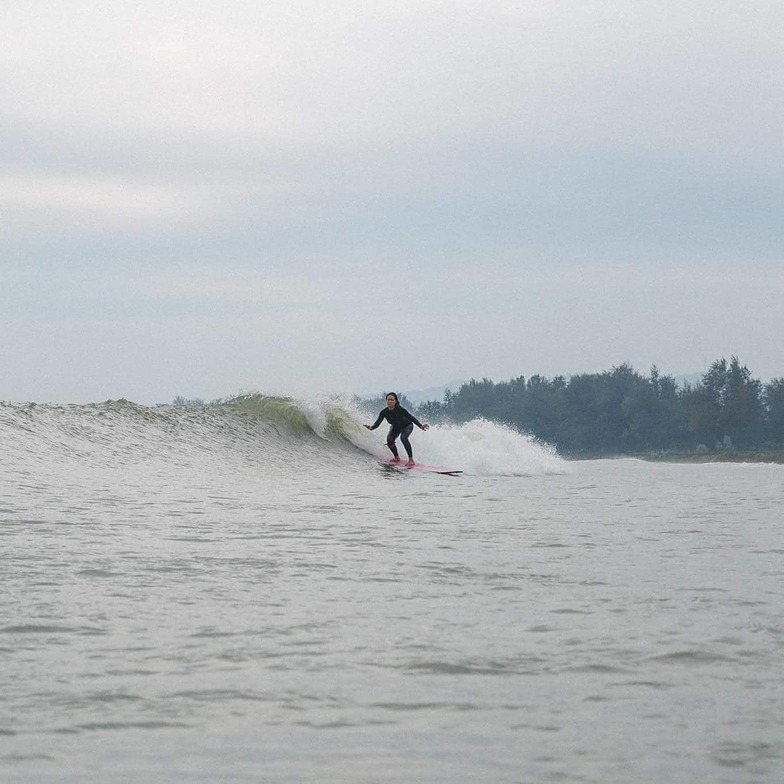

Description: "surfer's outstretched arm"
365 411 385 430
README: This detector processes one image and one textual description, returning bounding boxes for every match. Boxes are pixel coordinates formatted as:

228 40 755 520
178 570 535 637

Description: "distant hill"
673 373 703 388
403 380 467 404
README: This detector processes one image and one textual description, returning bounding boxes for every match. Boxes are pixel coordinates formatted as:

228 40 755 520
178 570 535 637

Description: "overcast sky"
2 1 782 404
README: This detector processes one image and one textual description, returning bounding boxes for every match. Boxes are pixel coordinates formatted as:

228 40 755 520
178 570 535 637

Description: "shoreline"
636 452 784 464
565 452 784 464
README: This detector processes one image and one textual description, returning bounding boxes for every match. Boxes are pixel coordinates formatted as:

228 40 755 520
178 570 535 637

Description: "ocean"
1 396 782 783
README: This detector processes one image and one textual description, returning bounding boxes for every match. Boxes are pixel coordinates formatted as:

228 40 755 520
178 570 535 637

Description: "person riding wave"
365 392 430 466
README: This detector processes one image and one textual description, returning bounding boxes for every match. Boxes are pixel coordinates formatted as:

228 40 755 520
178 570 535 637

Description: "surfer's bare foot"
405 459 415 466
390 457 401 463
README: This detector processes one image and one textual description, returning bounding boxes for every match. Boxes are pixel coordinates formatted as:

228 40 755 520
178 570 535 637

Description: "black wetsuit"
368 405 424 460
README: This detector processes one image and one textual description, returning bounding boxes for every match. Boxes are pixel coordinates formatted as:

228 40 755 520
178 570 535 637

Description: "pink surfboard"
381 459 462 476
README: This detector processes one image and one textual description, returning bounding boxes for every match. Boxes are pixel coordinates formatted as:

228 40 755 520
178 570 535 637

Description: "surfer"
365 392 430 466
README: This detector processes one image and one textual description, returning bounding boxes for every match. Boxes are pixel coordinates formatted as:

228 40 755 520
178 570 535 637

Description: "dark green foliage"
763 378 784 446
681 357 766 450
412 358 782 455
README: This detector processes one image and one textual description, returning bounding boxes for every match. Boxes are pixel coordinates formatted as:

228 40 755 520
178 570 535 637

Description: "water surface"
1 400 782 782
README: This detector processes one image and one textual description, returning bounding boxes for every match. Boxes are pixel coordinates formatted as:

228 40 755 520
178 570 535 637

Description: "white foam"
342 405 566 476
418 418 566 476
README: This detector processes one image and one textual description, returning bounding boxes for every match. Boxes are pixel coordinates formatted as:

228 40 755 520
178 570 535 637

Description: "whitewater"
1 396 782 782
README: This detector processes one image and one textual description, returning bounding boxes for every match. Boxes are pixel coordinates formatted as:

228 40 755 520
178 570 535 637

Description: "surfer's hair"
385 392 399 404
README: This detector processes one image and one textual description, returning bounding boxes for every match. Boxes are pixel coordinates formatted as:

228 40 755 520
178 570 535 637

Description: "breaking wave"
0 395 565 477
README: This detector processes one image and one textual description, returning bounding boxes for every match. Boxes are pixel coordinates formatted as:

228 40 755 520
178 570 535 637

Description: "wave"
0 395 565 477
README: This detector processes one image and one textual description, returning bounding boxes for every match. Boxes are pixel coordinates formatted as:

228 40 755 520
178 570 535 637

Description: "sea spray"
412 418 564 476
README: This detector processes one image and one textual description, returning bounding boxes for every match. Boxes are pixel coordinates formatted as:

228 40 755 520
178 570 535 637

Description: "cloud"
3 1 781 248
145 270 328 307
1 1 782 401
4 1 781 149
0 174 210 233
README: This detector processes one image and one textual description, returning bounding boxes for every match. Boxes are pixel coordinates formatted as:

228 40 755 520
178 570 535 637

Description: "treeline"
414 357 784 456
